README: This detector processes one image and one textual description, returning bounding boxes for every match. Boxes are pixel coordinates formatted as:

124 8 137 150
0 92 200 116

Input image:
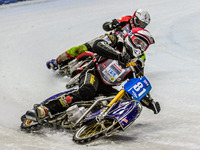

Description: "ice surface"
0 0 200 149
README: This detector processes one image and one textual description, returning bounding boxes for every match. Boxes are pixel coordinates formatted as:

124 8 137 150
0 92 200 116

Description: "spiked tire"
73 119 115 144
20 115 42 132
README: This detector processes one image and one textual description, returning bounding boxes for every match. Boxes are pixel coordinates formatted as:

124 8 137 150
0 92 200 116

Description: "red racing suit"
103 15 136 32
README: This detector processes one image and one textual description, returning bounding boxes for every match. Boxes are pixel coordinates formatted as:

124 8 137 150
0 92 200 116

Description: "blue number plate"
124 76 151 101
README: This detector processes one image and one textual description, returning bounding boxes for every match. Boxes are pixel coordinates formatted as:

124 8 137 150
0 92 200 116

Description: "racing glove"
103 19 121 31
111 19 121 29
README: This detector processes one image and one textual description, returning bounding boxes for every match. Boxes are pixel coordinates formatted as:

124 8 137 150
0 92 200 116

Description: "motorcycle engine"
66 105 86 124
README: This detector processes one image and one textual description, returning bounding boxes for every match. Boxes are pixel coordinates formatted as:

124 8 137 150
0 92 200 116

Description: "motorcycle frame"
80 62 151 133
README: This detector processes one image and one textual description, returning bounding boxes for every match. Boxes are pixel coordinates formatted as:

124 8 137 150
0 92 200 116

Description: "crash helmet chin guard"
124 27 155 58
131 9 151 29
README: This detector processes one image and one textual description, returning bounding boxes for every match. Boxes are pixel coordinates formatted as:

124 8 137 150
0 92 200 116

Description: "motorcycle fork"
96 89 126 123
104 89 126 112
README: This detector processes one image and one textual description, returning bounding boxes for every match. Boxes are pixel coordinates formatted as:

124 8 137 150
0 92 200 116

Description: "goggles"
134 17 148 28
132 37 148 52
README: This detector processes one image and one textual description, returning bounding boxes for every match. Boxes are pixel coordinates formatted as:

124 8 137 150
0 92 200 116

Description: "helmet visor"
132 37 148 51
134 17 148 28
125 36 143 58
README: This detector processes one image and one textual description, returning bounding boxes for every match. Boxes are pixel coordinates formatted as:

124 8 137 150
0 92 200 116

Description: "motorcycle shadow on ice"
102 123 155 142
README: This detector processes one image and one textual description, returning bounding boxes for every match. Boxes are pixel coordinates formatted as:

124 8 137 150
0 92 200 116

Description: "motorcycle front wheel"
73 119 115 144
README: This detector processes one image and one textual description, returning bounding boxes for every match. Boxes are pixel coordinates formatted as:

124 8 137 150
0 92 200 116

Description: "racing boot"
25 90 82 122
141 94 161 114
25 105 50 121
46 59 59 70
25 96 72 122
36 105 49 118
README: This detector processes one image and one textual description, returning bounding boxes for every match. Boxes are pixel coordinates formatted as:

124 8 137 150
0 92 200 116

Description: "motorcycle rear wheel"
73 119 114 144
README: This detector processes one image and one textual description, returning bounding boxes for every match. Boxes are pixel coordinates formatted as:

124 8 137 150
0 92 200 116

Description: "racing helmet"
124 27 155 58
131 9 151 28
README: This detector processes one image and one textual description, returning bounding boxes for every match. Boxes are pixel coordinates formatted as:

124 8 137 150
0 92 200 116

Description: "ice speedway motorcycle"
21 53 153 144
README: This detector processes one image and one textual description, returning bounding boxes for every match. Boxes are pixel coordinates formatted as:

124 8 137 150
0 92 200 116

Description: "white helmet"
132 9 151 28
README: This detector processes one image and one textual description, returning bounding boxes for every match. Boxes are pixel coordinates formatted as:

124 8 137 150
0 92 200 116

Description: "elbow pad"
93 39 120 60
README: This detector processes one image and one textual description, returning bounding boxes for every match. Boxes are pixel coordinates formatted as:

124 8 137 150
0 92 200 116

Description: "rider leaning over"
27 9 161 121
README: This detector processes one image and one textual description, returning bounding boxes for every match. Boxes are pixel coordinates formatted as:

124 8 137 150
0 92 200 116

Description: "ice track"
0 0 200 149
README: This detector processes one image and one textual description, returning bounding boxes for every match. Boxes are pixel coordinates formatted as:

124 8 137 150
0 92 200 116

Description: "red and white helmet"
131 9 151 29
124 27 155 57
